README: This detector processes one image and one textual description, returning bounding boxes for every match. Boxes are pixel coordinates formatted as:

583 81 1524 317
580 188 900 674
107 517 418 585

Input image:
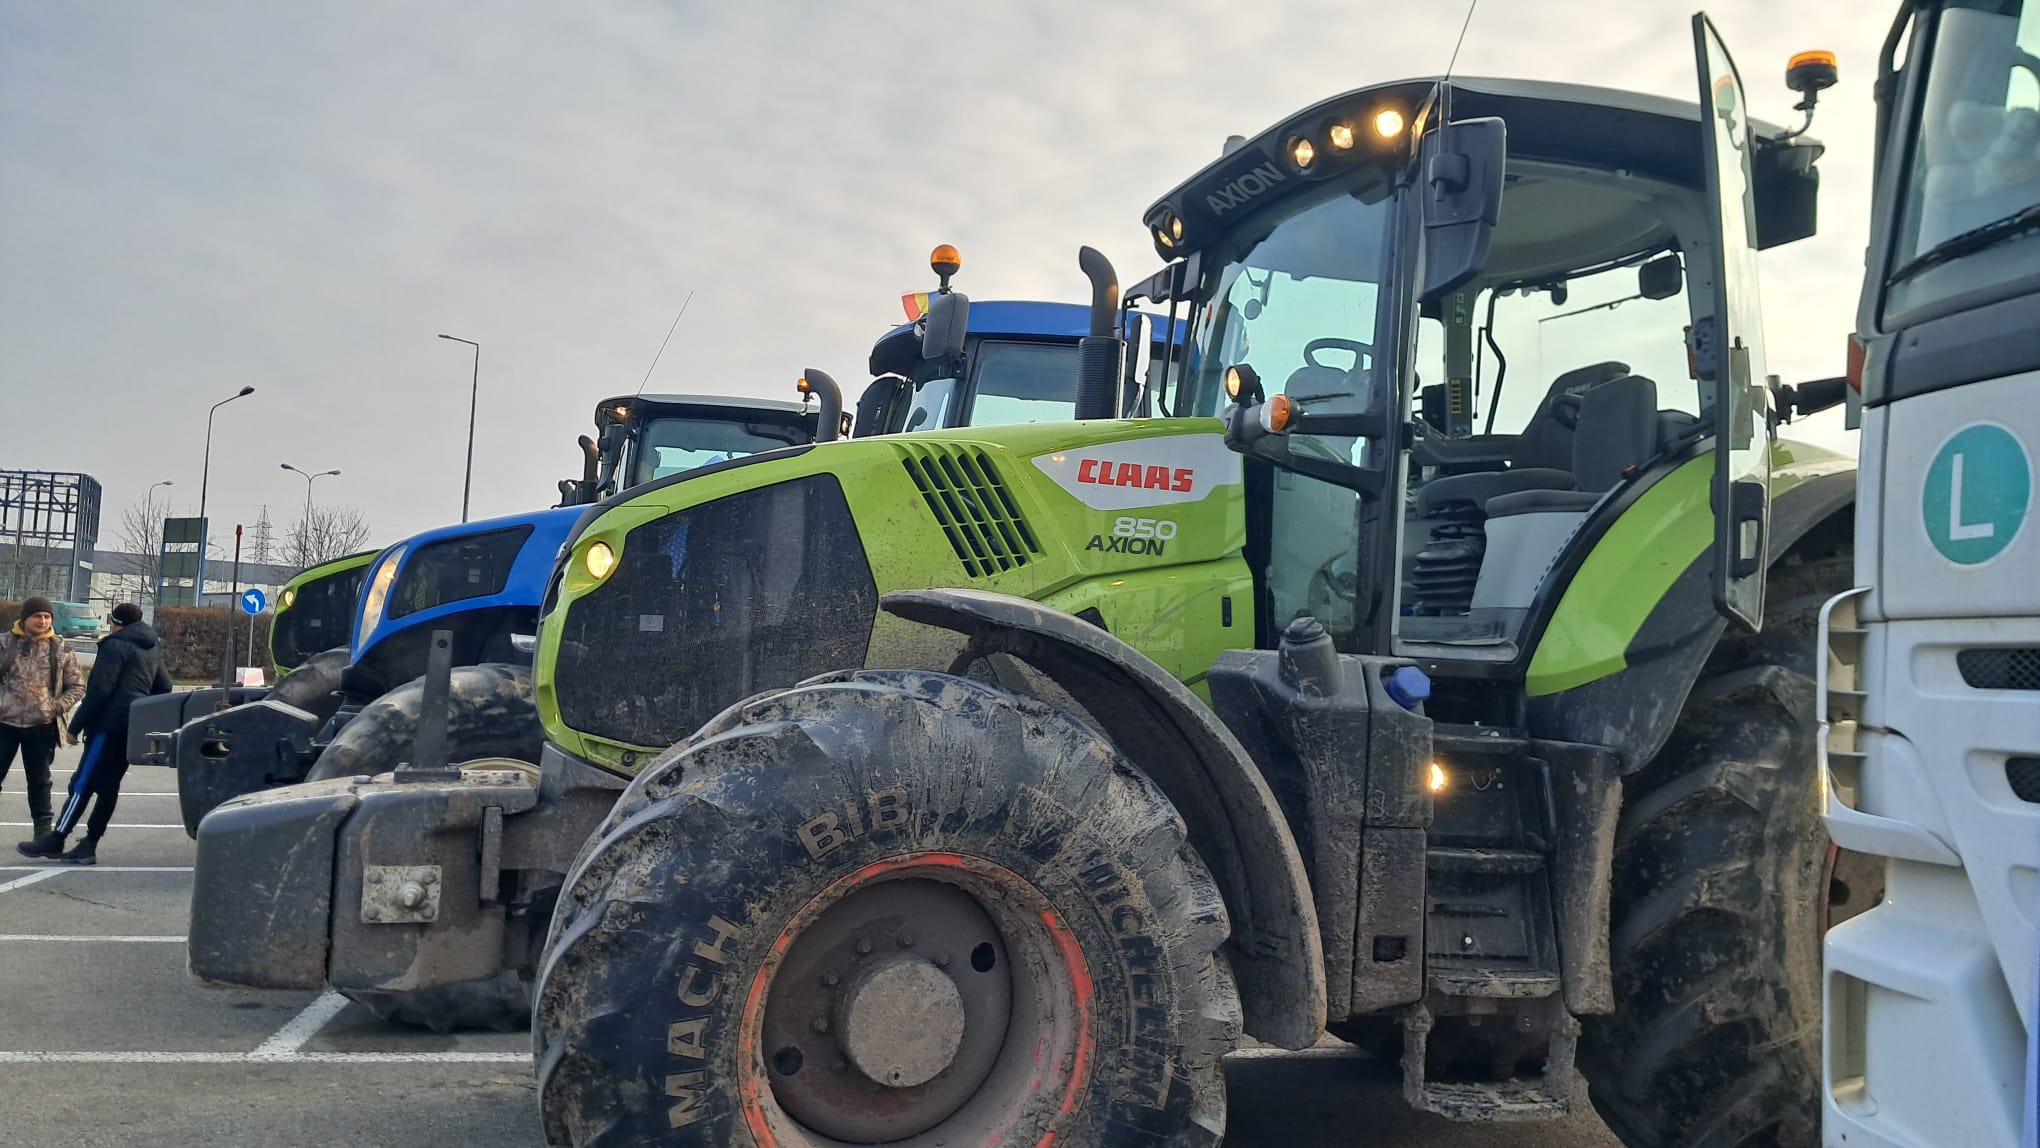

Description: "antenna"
1443 0 1480 80
633 290 696 398
1439 0 1482 125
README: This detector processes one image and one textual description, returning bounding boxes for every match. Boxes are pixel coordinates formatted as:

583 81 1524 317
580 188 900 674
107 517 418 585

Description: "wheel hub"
841 959 966 1088
758 878 1013 1143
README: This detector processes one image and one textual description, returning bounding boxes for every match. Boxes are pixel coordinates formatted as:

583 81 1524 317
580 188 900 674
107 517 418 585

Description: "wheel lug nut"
855 939 872 956
897 932 914 948
811 1017 830 1034
821 970 840 988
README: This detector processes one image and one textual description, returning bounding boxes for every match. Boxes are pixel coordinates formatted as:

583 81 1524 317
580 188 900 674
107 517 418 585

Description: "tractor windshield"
630 416 807 486
1182 182 1396 441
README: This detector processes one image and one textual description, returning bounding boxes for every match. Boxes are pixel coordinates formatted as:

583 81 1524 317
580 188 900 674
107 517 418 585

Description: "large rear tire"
1581 538 1853 1148
534 668 1240 1148
265 646 350 727
307 662 544 1033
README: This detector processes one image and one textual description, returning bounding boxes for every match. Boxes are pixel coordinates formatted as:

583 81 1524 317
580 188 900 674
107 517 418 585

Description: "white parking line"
0 823 184 830
0 1050 528 1064
0 866 192 873
251 991 351 1059
0 870 67 894
0 935 185 943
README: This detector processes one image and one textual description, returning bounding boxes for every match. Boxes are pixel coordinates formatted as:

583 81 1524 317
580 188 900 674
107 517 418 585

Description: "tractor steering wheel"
1303 337 1373 371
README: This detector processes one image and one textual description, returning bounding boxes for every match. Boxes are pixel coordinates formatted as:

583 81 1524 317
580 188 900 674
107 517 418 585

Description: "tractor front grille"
1958 648 2040 692
901 447 1041 578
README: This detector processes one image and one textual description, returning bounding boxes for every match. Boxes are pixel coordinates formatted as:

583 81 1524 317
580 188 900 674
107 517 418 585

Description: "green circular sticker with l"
1922 422 2031 565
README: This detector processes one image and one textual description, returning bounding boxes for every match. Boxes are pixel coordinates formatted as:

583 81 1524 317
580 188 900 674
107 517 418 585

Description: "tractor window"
631 417 806 486
1886 0 2040 316
1411 258 1698 438
901 373 960 433
387 526 532 620
964 341 1081 426
1184 182 1395 647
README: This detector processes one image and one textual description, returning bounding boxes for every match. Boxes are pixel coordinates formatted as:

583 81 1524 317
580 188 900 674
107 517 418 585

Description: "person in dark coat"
18 602 170 864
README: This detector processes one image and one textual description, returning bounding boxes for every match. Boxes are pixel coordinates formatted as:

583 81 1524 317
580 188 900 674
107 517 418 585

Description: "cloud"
1 1 1881 544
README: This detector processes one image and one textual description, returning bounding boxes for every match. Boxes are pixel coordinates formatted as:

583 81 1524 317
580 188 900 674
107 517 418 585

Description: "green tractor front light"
582 541 616 581
279 587 296 611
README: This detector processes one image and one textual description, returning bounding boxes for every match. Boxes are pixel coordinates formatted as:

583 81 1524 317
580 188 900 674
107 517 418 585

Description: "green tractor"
191 16 1857 1147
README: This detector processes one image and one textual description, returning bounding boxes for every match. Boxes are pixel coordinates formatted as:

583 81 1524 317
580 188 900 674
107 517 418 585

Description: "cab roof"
593 393 812 431
869 299 1184 378
1144 76 1820 261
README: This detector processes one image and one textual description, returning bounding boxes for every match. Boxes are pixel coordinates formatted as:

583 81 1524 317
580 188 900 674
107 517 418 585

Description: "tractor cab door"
1693 12 1776 629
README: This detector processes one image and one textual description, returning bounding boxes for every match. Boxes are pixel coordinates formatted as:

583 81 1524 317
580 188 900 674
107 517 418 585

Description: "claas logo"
1076 459 1195 492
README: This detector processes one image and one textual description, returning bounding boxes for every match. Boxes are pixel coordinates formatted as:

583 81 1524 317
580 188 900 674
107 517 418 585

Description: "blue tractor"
149 391 834 843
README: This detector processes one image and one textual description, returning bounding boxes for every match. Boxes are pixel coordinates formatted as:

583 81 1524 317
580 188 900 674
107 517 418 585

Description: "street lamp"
438 334 480 523
279 463 340 561
148 479 174 502
198 385 255 599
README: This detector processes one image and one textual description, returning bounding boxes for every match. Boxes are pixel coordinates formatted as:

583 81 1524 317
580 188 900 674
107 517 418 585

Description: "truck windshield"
1183 181 1395 450
630 417 806 486
1887 0 2040 315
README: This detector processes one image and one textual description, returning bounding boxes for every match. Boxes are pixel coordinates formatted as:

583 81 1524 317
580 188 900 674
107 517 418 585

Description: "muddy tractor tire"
1581 542 1854 1148
264 646 350 728
534 668 1240 1148
307 661 544 1033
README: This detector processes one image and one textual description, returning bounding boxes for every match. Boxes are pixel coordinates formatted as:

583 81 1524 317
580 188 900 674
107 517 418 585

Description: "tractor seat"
1415 360 1633 517
1485 374 1661 517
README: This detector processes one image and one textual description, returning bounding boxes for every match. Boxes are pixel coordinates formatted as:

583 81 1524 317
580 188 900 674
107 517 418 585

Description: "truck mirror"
1417 117 1506 302
921 291 969 362
1639 254 1683 300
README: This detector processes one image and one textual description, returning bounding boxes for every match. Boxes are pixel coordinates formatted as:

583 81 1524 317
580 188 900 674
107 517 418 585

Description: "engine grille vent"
1958 648 2040 692
901 448 1041 578
2008 758 2040 804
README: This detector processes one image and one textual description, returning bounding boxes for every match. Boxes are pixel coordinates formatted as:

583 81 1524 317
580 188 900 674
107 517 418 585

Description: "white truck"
1821 3 2040 1145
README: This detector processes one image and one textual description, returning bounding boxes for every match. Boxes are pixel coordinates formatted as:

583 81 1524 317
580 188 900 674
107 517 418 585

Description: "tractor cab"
560 393 828 506
1142 66 1830 663
856 246 1187 436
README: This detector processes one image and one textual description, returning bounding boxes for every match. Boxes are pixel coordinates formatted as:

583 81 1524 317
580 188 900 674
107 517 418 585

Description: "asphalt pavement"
0 742 1621 1148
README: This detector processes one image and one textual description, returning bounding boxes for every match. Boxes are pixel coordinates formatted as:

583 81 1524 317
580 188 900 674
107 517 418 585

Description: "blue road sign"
240 588 267 616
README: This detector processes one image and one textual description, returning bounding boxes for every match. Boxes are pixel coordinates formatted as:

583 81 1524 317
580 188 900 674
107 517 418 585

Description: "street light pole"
198 386 255 603
279 463 341 564
438 334 480 523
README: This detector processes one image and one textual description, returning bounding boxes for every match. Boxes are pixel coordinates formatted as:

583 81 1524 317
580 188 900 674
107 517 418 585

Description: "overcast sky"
2 2 1882 549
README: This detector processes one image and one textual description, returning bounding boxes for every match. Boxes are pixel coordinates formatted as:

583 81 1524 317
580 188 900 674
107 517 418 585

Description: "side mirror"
921 291 969 362
854 376 909 437
1417 116 1506 302
1639 254 1683 300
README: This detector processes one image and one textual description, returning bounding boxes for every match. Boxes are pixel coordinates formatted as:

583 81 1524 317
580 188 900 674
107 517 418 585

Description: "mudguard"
881 587 1326 1049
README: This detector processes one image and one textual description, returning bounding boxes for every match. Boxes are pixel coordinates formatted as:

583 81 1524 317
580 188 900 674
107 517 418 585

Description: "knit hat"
19 596 53 622
111 603 144 626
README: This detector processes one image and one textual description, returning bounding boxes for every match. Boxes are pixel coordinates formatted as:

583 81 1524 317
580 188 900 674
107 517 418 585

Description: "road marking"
0 823 184 830
0 1051 529 1064
0 866 192 873
0 935 185 943
251 991 352 1060
0 870 67 894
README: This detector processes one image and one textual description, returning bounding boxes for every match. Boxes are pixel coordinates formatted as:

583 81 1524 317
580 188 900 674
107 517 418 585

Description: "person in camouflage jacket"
0 597 86 840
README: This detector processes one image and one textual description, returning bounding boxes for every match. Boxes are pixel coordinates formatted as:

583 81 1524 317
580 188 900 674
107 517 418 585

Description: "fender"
1526 470 1856 770
882 588 1325 1050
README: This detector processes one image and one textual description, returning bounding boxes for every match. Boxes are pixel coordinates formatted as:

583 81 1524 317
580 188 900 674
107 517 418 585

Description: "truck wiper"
1887 202 2040 285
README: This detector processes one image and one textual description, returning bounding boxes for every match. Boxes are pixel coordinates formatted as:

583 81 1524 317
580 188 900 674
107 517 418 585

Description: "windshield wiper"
1888 202 2040 285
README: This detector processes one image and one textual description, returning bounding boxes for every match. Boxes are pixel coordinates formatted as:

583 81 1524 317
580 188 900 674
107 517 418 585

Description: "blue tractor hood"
341 506 581 698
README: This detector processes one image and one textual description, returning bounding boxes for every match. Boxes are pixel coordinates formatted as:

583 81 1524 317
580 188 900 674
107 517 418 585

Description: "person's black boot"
31 816 51 838
15 831 65 859
59 838 97 866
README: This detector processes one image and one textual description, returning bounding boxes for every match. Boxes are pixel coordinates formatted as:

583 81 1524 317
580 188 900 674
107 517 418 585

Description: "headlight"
358 544 406 643
279 587 297 611
583 541 616 581
1373 108 1405 139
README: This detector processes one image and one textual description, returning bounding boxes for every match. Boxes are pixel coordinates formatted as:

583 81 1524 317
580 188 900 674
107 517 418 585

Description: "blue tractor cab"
855 249 1185 436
